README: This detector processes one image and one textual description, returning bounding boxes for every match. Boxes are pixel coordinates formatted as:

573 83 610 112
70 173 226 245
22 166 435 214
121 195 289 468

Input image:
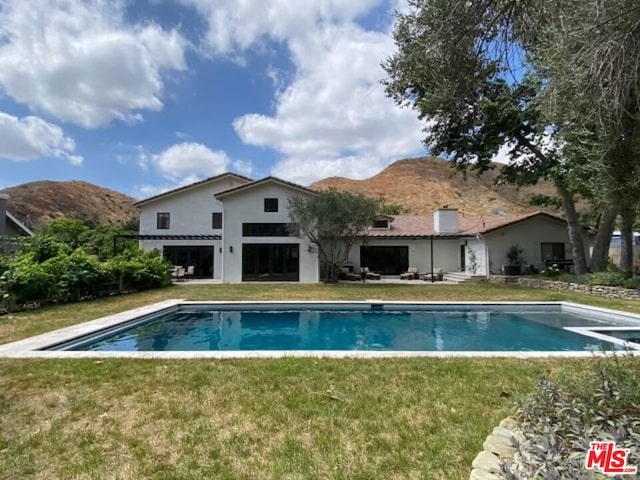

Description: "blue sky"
0 0 428 199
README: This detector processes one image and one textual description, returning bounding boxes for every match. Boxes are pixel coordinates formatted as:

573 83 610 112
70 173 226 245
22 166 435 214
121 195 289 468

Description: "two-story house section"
135 173 253 279
214 177 320 283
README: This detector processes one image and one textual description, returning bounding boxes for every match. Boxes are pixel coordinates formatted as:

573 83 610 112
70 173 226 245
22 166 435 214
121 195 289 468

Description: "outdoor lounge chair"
345 270 362 281
174 266 186 282
186 265 195 279
400 267 418 280
422 267 443 281
362 267 381 280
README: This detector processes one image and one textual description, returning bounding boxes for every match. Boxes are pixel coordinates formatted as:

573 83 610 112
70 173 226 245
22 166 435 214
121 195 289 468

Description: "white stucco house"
135 172 575 282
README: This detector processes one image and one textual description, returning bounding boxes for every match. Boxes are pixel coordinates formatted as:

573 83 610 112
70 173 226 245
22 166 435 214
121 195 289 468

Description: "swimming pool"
1 300 638 357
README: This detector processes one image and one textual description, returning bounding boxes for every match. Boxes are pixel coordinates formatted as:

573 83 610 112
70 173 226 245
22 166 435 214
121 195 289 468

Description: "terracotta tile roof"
215 176 317 198
367 211 565 237
135 172 254 206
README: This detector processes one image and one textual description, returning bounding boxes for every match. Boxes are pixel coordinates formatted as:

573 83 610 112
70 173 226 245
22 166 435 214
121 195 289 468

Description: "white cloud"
179 0 383 56
152 142 231 182
0 0 187 128
0 111 82 165
178 1 426 184
233 22 426 184
129 142 255 198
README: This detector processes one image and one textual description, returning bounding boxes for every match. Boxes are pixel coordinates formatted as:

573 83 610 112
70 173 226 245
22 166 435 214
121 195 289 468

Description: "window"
372 219 389 229
264 198 278 212
212 212 222 229
541 243 565 261
157 212 170 229
242 223 292 236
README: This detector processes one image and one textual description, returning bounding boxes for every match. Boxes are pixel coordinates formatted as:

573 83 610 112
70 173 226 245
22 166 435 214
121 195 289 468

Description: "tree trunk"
619 203 637 274
555 180 589 275
589 203 618 272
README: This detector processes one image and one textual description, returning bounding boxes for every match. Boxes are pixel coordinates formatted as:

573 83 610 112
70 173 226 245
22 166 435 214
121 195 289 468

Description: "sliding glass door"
242 244 299 281
360 246 409 275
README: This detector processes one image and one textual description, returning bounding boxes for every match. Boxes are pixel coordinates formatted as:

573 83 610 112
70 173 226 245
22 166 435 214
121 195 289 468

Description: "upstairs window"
264 198 278 212
243 223 292 236
157 212 170 230
212 212 222 229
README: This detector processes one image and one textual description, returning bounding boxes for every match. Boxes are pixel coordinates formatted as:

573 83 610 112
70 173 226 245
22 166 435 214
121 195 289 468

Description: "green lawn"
1 283 640 479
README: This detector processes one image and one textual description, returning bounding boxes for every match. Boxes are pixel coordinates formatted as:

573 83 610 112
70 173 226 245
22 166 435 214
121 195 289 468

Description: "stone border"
471 417 523 480
489 276 640 300
1 300 640 359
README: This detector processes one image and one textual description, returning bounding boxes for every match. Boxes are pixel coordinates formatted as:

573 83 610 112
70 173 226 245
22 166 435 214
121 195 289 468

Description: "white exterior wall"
219 183 319 283
465 238 488 275
484 217 570 274
138 177 247 279
347 237 463 273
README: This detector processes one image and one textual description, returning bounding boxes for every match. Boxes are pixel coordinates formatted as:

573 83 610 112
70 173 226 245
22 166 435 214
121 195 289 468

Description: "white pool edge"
1 300 640 359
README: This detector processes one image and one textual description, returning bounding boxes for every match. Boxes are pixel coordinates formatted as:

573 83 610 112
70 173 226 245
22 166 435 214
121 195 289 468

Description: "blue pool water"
59 307 624 352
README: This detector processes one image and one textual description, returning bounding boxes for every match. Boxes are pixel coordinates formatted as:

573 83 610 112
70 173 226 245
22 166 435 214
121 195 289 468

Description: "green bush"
502 354 640 479
1 253 57 305
103 249 171 291
44 249 108 301
541 265 561 278
622 277 640 289
1 242 171 311
584 271 629 287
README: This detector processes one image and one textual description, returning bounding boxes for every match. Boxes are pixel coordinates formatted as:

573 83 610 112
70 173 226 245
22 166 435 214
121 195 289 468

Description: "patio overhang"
113 234 222 255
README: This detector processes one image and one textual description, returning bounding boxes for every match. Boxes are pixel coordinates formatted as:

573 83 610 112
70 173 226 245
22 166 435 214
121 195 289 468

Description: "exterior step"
443 272 484 283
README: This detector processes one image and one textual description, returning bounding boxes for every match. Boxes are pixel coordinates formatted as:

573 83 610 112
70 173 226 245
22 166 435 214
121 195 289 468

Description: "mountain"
310 156 556 215
1 180 139 230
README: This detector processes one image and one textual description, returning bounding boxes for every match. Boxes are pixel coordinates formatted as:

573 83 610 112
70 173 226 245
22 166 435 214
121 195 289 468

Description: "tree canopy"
288 189 380 283
384 0 640 274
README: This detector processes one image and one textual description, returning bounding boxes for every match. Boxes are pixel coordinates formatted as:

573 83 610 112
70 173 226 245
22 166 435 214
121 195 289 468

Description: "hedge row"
0 246 171 312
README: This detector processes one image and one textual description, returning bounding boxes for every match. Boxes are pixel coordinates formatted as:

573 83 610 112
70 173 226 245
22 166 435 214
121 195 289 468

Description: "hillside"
310 156 556 215
1 180 139 230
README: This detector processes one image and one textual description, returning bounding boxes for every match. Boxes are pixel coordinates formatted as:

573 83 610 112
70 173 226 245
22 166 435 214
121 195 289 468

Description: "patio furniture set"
170 265 195 281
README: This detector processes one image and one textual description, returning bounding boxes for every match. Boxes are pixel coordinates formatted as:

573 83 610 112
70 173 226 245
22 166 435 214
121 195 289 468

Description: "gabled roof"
215 176 317 199
366 211 566 238
6 211 34 237
477 211 566 234
134 172 254 207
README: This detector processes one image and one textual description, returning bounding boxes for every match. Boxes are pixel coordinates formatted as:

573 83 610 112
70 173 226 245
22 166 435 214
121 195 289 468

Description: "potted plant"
503 244 525 275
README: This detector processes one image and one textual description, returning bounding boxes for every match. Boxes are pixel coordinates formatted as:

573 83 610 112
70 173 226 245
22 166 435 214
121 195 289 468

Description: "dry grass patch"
0 357 614 480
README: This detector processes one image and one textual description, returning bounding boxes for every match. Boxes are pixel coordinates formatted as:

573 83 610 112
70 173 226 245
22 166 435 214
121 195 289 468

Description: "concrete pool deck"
1 300 640 359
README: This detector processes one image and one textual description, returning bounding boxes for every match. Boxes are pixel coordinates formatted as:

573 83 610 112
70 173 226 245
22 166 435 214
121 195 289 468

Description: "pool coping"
1 300 640 358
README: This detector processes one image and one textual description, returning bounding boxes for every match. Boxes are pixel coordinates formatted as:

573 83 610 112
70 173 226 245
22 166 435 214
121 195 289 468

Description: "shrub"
0 253 56 305
502 354 640 479
45 249 107 301
541 265 561 278
103 249 171 292
622 277 640 290
584 271 629 287
1 245 171 312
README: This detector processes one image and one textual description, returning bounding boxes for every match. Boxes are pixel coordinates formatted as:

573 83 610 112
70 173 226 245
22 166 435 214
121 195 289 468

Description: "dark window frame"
264 198 279 212
242 223 292 237
157 212 170 230
541 242 566 261
212 212 222 229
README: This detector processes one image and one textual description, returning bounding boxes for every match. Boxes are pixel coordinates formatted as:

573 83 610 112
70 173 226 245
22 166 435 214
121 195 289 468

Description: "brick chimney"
433 206 459 233
0 193 7 236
